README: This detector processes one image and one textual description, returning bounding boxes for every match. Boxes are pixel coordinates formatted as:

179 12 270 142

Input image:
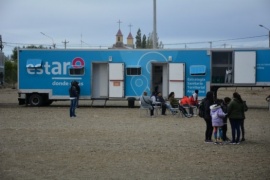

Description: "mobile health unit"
17 48 270 106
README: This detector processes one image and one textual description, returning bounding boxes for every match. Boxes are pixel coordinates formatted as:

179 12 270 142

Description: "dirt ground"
0 87 270 180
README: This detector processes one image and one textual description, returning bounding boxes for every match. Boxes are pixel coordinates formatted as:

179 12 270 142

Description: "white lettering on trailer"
187 77 206 94
52 81 84 86
27 61 71 75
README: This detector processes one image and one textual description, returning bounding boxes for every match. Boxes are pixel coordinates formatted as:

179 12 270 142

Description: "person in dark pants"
75 81 80 108
156 92 167 115
228 92 246 144
69 81 78 118
240 100 248 141
220 97 231 142
203 91 214 143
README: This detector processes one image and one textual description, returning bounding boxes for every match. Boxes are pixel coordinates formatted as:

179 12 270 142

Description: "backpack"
198 98 206 118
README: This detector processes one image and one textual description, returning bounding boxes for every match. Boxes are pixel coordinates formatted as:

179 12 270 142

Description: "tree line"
135 28 163 49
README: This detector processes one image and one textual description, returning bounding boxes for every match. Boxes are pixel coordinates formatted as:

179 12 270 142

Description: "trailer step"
91 98 109 107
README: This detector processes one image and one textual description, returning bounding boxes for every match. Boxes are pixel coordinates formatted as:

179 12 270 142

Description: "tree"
4 60 17 88
146 33 153 48
135 29 142 49
6 45 46 88
11 47 18 63
142 34 147 48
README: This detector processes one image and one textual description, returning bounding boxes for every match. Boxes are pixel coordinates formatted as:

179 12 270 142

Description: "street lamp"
40 32 56 49
259 24 270 48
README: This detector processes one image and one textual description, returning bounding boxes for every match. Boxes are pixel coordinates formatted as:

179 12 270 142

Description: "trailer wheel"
29 94 43 106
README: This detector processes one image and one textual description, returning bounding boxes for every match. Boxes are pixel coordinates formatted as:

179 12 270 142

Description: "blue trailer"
17 48 270 106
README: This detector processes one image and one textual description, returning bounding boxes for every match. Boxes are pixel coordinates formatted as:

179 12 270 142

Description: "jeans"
240 119 245 139
230 118 241 142
70 98 77 117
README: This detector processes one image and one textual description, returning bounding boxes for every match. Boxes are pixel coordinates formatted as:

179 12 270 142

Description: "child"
210 103 226 144
221 97 231 142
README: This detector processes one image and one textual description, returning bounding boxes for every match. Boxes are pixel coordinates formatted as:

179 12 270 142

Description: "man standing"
69 81 78 118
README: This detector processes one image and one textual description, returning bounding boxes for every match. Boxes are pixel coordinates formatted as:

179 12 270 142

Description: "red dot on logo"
72 57 85 68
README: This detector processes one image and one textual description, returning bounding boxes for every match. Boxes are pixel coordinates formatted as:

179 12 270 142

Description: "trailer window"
126 67 141 75
69 68 84 75
190 65 206 76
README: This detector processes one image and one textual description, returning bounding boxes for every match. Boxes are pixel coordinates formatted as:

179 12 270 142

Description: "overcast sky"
1 0 270 56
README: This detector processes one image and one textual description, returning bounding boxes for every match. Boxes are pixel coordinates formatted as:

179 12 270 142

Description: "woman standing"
228 92 246 144
203 91 215 143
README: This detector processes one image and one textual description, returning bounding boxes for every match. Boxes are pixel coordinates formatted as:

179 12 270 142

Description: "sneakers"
204 140 213 143
185 114 192 118
214 141 219 145
230 141 236 145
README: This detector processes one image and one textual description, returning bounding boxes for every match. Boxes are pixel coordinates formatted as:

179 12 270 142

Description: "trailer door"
109 63 124 98
169 63 185 98
234 51 256 84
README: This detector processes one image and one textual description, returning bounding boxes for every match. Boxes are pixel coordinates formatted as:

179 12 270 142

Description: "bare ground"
0 88 270 180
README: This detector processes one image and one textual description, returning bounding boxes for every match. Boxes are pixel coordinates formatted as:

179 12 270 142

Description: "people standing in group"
220 97 231 142
156 92 168 115
203 91 215 143
210 103 226 144
75 81 80 108
140 91 154 117
227 92 246 144
69 81 78 118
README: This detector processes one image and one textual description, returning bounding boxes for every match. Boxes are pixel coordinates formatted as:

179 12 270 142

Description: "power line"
164 34 268 46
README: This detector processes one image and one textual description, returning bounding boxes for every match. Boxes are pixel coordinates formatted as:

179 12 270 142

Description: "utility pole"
153 0 157 49
0 35 3 51
62 39 69 49
259 24 270 48
209 41 212 49
40 32 56 49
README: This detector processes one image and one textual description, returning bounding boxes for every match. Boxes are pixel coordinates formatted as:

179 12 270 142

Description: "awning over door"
26 59 42 68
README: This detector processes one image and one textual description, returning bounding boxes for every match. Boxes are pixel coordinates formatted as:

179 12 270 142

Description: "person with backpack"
228 92 247 144
202 91 215 143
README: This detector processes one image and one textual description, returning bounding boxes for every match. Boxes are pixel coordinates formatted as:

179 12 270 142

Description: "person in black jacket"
220 97 231 142
156 92 167 115
204 91 214 143
69 81 78 118
74 81 80 108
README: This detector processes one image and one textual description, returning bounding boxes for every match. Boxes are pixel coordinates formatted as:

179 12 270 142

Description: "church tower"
126 24 134 48
114 20 124 48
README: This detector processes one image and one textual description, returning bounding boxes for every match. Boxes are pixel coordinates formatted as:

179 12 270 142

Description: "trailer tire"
29 94 43 106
